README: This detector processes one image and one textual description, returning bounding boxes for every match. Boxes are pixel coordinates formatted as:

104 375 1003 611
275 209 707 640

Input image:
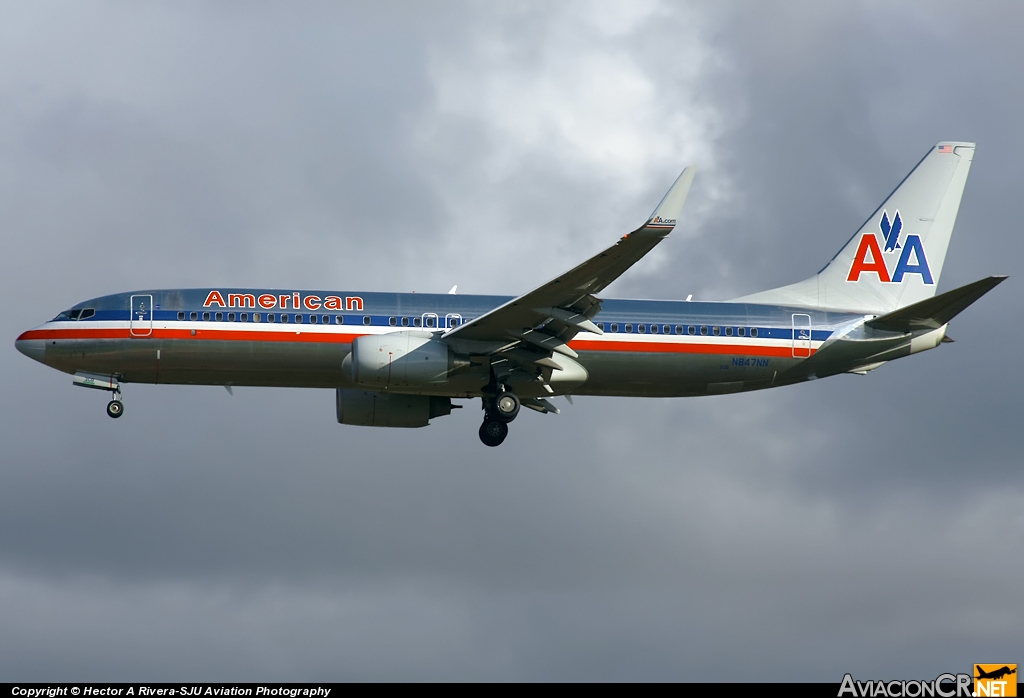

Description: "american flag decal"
937 144 953 153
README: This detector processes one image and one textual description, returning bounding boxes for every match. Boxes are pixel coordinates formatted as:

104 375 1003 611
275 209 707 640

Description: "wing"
443 166 696 398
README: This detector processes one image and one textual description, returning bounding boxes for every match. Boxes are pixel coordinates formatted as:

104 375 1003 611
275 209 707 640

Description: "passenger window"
713 326 720 336
241 313 249 321
215 312 223 321
203 312 211 321
322 315 329 324
228 312 236 322
750 328 758 337
625 324 633 333
737 327 745 337
675 325 683 334
79 309 95 320
335 316 342 324
309 315 317 324
425 316 435 328
253 313 260 322
282 314 290 323
389 317 397 326
700 326 708 336
610 323 619 333
363 316 371 325
638 324 646 334
268 314 276 322
650 324 658 334
190 312 198 321
414 317 422 327
725 326 733 336
294 314 301 323
401 317 410 327
688 326 695 335
177 312 185 321
663 325 670 334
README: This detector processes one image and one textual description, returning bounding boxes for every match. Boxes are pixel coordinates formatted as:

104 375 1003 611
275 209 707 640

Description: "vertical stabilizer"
735 142 975 312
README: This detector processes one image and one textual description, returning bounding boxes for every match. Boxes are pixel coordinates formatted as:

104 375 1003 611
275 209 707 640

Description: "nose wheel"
106 388 124 419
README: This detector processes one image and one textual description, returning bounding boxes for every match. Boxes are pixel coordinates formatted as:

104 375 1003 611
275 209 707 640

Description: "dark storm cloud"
1 0 1021 682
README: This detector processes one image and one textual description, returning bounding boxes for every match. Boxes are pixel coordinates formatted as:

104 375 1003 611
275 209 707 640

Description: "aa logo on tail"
847 209 934 284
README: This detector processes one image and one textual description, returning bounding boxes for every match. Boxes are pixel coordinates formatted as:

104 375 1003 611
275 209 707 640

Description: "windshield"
52 308 94 321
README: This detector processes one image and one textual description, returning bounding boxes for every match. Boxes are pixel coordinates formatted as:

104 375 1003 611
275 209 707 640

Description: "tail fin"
736 142 975 312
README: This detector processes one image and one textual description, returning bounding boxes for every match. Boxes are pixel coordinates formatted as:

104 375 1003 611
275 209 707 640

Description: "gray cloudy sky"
1 0 1021 681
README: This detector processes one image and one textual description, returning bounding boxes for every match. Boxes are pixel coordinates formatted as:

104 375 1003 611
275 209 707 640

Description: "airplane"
975 666 1017 681
15 141 1005 447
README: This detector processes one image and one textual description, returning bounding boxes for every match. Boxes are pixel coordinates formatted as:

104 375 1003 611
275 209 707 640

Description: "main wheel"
493 391 520 423
106 400 124 419
479 418 508 447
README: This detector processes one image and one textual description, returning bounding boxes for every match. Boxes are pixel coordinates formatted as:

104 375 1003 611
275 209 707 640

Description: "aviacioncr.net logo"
838 673 972 698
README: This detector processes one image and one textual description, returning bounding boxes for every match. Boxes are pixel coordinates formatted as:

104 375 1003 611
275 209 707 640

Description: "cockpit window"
54 308 93 321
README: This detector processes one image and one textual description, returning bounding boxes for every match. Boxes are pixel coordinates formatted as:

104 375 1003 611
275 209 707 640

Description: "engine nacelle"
350 332 455 389
336 389 453 428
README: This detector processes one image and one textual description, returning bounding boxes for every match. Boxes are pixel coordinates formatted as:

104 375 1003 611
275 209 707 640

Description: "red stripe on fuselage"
19 326 816 357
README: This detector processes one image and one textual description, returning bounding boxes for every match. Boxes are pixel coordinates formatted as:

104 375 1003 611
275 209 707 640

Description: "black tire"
493 391 520 423
479 418 508 447
106 400 124 419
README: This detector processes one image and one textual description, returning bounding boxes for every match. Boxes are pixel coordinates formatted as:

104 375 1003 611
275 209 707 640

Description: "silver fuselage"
15 288 946 399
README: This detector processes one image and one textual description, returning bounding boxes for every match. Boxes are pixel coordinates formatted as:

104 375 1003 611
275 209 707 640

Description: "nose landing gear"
73 373 125 419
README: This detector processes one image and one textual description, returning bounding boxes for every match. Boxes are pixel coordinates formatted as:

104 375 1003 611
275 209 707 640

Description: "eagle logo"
880 209 903 252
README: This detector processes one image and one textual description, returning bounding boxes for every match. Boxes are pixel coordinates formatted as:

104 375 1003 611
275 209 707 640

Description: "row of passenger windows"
171 311 756 337
175 311 465 328
596 322 758 337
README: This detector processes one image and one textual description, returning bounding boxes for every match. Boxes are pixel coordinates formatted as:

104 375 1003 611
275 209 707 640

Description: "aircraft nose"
15 333 46 363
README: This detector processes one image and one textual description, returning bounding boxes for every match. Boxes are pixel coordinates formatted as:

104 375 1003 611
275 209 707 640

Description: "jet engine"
336 389 453 428
350 332 463 389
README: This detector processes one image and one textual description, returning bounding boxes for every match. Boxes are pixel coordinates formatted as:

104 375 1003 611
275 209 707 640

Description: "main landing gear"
479 387 520 447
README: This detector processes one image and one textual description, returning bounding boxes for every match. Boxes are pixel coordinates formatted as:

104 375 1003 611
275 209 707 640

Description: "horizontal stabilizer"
866 275 1006 332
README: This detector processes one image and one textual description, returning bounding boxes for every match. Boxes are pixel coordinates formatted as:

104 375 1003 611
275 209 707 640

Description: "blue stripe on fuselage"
55 288 858 339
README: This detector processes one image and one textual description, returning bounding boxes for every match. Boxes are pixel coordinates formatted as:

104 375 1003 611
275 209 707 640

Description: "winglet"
646 166 696 230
